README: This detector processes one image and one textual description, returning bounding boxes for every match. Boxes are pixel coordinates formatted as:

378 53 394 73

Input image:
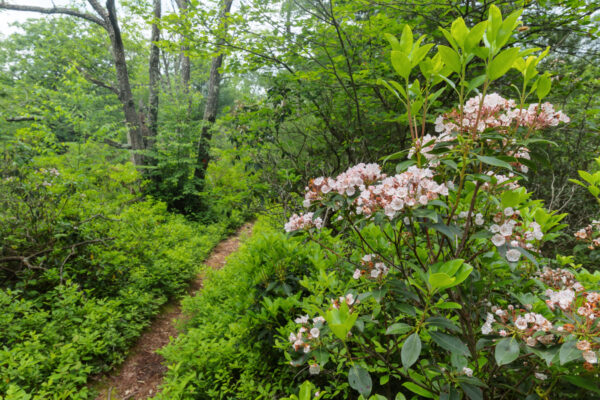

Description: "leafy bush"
0 137 228 399
277 7 600 399
155 217 327 399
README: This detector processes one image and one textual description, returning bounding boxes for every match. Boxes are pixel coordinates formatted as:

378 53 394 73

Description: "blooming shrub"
281 6 600 399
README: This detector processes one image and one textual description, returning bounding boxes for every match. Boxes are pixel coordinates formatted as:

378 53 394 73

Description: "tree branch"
5 115 44 122
75 66 119 94
103 138 131 149
0 1 106 28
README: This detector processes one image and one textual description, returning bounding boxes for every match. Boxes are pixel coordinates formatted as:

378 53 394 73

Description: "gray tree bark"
147 0 161 144
193 0 234 183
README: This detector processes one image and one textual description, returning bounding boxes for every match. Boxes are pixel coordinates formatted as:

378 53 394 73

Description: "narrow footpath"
93 223 254 400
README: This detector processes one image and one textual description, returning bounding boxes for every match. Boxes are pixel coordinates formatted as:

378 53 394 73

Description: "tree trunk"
147 0 161 145
193 0 234 183
104 0 145 166
175 0 191 109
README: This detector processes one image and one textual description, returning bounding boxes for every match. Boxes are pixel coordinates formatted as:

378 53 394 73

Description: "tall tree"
147 0 161 143
193 0 234 183
0 0 146 166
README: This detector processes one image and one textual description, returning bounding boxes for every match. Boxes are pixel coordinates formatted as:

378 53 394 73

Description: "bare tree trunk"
193 0 234 184
175 0 191 110
103 0 145 166
147 0 161 145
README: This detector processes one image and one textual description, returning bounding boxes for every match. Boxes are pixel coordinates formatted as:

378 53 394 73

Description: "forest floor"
92 222 255 400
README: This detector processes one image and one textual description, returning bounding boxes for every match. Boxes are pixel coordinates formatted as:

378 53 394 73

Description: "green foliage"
155 217 327 399
0 134 227 398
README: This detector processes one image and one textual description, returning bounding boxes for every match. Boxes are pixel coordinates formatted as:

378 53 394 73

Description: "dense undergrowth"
155 216 319 399
0 133 254 399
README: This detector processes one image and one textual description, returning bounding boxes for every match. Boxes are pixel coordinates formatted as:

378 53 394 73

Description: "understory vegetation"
1 0 600 399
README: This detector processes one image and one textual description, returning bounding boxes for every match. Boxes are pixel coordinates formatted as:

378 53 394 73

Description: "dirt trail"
93 223 254 400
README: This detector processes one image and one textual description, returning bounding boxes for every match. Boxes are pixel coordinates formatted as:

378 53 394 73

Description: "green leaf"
411 44 434 68
487 47 520 81
452 264 473 286
437 301 462 309
384 33 401 51
501 189 521 208
438 259 464 276
496 9 522 48
399 24 413 54
536 73 552 100
451 18 469 49
386 323 412 335
395 393 407 400
495 337 520 366
429 273 455 290
425 316 460 332
298 381 314 400
438 45 461 74
561 375 600 394
467 75 487 93
401 333 422 368
465 21 487 52
391 51 411 79
559 339 583 365
348 365 372 397
402 382 434 398
476 155 512 169
460 382 483 400
429 331 470 357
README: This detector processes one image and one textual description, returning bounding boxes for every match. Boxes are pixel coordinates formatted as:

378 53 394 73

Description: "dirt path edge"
92 222 254 400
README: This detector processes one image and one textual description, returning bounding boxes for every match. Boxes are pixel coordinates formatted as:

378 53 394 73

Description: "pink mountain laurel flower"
435 93 569 139
545 289 576 311
284 212 324 232
302 163 386 208
534 373 548 381
355 166 448 219
583 350 598 364
355 254 389 280
309 363 321 375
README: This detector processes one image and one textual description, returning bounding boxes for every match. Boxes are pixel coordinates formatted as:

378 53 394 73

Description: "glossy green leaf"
348 364 372 397
495 337 520 366
488 47 520 81
401 333 421 368
429 331 470 357
386 323 412 335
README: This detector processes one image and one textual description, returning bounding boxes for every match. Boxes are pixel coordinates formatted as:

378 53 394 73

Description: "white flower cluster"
289 315 326 356
356 166 448 219
488 207 544 262
538 267 583 292
302 163 385 207
407 132 453 166
574 220 600 249
284 212 324 233
331 293 357 309
435 93 569 138
482 171 521 191
353 254 389 280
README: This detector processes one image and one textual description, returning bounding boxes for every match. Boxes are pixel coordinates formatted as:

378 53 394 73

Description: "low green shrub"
0 139 229 399
155 217 326 399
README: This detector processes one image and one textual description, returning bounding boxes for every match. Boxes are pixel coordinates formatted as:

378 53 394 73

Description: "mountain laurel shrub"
281 6 600 399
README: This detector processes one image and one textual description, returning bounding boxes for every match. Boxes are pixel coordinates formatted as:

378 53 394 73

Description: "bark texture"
193 0 234 182
147 0 161 144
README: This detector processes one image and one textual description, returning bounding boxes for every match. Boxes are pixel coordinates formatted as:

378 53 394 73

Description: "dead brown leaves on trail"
92 223 254 400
